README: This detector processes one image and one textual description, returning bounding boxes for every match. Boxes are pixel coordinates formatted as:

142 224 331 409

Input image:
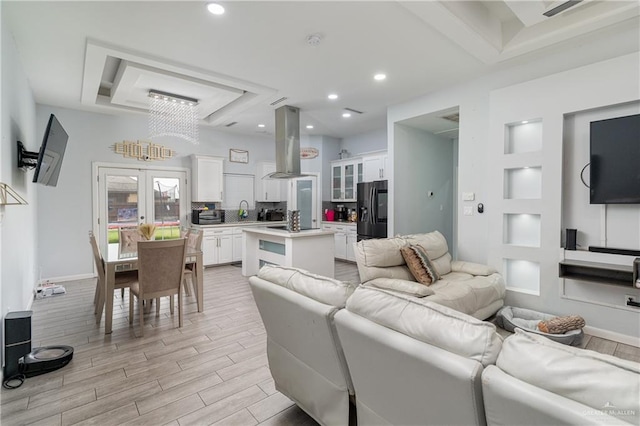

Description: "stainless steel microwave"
192 209 224 224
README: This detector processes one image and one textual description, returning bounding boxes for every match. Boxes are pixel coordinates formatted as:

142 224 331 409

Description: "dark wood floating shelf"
559 259 634 287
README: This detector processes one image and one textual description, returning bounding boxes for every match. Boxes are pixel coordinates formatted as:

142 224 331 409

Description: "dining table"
102 241 204 334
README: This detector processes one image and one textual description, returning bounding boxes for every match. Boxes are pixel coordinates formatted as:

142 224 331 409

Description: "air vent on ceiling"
344 107 364 115
225 121 238 127
440 113 460 123
543 0 583 17
270 97 288 107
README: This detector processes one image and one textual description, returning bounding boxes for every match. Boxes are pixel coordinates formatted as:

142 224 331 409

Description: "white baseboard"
583 325 640 348
38 273 95 284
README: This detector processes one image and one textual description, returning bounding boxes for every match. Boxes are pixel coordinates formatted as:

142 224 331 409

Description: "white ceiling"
4 1 639 140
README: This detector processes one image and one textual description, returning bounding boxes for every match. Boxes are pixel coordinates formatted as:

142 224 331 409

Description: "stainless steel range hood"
266 105 303 179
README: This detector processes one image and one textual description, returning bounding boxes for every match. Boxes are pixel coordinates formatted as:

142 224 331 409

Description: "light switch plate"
463 192 475 201
463 206 473 216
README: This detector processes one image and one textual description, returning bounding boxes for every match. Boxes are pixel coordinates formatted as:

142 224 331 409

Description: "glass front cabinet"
331 158 362 202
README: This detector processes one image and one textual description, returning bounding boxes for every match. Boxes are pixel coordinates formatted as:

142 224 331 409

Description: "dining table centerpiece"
138 223 156 240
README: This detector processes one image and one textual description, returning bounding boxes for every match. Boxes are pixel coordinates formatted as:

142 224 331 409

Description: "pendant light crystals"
148 90 200 145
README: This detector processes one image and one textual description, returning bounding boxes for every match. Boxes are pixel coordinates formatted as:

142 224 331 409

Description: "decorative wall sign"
229 149 249 163
112 140 175 161
300 147 319 159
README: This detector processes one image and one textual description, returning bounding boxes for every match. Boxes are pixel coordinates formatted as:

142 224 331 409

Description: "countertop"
243 226 335 238
322 221 357 225
192 221 286 229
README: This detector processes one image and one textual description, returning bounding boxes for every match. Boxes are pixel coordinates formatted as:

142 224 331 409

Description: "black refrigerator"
357 180 388 240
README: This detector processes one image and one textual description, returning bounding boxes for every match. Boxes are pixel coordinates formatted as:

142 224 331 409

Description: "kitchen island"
242 226 336 277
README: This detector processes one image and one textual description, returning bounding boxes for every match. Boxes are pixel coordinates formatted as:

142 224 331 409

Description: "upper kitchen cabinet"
331 158 362 202
255 162 284 202
362 152 387 182
191 155 224 202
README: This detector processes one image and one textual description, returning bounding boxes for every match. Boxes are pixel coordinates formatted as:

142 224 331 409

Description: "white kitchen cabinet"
232 228 243 262
323 223 357 261
255 162 283 202
362 152 387 182
331 159 362 202
202 228 233 266
192 155 224 202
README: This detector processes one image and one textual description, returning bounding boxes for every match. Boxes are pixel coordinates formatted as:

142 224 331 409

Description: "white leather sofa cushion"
428 273 506 317
257 264 356 308
366 278 435 297
404 231 452 275
497 329 640 424
451 260 497 276
346 286 503 366
355 236 406 268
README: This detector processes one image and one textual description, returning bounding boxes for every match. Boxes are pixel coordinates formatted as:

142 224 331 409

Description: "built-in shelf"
559 259 634 287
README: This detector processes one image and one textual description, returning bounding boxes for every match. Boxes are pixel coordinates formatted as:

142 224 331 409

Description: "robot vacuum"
19 345 74 377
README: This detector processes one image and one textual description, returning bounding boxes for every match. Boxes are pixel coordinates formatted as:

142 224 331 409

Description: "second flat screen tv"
33 114 68 187
589 113 640 204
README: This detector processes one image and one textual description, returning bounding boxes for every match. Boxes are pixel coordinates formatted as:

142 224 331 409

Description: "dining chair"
129 238 187 336
119 226 143 255
182 228 203 297
89 231 137 323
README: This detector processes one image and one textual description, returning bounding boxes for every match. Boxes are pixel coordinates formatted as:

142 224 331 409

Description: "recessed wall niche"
503 214 541 247
504 167 542 199
504 259 540 294
505 120 542 154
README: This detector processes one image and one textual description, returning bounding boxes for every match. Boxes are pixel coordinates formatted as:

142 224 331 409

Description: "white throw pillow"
346 286 503 366
497 329 640 424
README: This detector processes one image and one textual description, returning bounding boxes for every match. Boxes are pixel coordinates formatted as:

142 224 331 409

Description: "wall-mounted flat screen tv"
590 113 640 204
33 114 68 187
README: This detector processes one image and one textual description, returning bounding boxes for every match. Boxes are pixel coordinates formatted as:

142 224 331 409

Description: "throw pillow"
400 244 440 285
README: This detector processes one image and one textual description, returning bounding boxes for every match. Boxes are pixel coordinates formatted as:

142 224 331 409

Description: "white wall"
35 105 278 280
393 124 454 244
1 8 39 370
340 128 386 157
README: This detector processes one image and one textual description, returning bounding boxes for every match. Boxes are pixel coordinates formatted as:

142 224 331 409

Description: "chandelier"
148 90 199 144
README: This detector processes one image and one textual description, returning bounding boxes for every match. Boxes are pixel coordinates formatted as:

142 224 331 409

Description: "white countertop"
322 221 357 226
243 226 335 238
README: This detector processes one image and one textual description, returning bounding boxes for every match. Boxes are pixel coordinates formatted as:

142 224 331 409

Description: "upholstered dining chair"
182 228 203 297
119 226 143 255
129 238 187 336
89 231 137 323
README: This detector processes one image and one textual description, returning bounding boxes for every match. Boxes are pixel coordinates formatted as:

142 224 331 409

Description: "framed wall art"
229 149 249 163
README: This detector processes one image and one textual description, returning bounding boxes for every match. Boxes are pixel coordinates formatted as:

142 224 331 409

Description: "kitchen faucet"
238 200 249 219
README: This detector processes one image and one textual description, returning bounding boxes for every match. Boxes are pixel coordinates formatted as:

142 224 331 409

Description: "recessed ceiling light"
327 94 338 100
521 120 529 124
258 124 265 128
206 2 225 15
306 125 314 129
342 112 351 118
374 73 386 81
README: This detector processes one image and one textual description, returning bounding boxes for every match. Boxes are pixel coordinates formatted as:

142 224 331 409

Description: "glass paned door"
289 176 318 230
96 167 187 255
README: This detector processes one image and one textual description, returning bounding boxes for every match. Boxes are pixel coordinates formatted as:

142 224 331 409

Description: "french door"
288 175 319 230
94 165 188 255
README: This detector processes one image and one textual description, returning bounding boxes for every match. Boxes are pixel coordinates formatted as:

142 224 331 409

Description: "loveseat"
354 231 506 319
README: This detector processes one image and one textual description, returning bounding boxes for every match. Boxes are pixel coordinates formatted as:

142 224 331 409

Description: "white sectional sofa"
354 231 506 319
250 264 639 426
483 329 640 426
248 265 357 426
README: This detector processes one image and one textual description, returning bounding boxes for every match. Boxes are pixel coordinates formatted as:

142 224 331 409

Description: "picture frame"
229 148 249 163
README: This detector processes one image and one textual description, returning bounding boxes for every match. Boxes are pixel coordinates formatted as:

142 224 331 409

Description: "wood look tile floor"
2 261 638 426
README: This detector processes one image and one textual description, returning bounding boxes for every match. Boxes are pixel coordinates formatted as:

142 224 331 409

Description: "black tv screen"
589 114 640 204
33 114 68 187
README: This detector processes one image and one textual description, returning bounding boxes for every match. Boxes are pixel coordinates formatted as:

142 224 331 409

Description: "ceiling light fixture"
258 124 265 128
374 73 387 81
148 90 199 144
206 2 225 15
328 94 338 100
522 120 529 124
306 125 314 129
342 112 351 118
